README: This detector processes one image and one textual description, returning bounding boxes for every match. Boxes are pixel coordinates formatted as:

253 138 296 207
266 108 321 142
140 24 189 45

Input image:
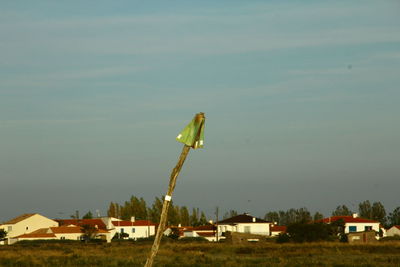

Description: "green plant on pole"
144 112 205 267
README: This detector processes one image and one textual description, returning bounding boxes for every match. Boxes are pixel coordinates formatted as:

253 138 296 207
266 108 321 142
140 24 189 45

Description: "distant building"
182 224 217 241
386 225 400 237
270 225 287 236
317 214 382 234
14 225 109 242
217 213 272 239
111 217 156 240
0 213 58 244
56 218 108 230
347 231 378 244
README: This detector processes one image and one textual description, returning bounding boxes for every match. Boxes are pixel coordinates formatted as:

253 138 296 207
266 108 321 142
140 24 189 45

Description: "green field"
1 240 400 267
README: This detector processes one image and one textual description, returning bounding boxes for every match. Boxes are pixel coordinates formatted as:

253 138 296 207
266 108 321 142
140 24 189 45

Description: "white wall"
386 227 400 237
54 233 82 241
0 214 58 238
218 223 271 236
115 225 155 239
344 222 380 234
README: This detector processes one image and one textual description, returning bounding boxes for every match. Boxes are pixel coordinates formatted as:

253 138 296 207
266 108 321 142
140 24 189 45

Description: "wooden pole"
144 145 191 267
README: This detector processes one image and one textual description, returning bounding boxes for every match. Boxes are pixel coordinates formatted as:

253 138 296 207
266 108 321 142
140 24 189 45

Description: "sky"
1 1 399 222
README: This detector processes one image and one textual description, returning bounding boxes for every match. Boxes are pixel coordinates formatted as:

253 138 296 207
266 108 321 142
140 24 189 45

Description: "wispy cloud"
1 2 399 59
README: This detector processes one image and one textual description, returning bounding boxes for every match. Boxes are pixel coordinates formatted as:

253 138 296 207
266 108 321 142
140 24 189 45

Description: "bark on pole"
144 112 205 267
144 145 190 267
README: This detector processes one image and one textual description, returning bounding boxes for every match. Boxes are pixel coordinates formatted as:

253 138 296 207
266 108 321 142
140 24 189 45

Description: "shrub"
287 222 332 243
276 233 290 243
178 237 208 242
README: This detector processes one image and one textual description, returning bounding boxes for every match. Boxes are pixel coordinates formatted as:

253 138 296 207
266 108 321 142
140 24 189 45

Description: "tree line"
73 197 400 229
107 195 208 227
264 200 400 228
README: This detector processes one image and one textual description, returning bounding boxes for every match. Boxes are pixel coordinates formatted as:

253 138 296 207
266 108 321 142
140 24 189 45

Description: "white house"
386 225 400 237
111 217 156 240
319 214 382 235
217 213 272 239
270 225 287 237
0 213 59 244
182 225 217 241
14 225 110 242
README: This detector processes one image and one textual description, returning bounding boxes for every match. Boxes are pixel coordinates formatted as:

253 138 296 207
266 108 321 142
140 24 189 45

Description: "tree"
371 202 386 225
313 212 324 221
358 200 387 224
264 208 312 226
180 206 190 226
332 205 352 216
264 211 280 224
359 200 372 219
167 202 180 226
223 210 238 220
295 207 312 223
199 212 208 225
0 229 7 240
388 207 400 227
82 211 93 219
148 197 163 223
81 224 98 241
108 202 117 218
286 222 331 243
190 208 199 226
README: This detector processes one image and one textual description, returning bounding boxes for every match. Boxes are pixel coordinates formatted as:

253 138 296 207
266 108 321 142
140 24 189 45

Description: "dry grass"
0 240 400 266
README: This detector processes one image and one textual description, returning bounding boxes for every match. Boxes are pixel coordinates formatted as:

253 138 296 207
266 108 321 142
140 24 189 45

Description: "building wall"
218 223 271 236
16 236 56 242
115 225 155 239
347 231 377 243
344 222 380 234
386 227 400 237
54 233 82 241
1 215 59 238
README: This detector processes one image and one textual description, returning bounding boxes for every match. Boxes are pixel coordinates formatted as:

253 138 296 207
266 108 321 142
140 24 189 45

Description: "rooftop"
218 213 270 225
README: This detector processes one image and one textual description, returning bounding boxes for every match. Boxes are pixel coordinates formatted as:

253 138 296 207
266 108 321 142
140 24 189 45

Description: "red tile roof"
50 226 82 234
196 232 216 237
218 213 270 224
394 225 400 230
193 225 216 231
112 220 156 227
16 233 56 238
271 225 287 232
56 219 107 229
318 216 379 224
2 214 37 225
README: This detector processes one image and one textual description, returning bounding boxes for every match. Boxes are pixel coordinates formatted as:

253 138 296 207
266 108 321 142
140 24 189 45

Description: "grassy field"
1 240 400 267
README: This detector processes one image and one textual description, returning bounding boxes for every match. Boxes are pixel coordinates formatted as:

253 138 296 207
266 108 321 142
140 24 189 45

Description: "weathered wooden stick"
144 145 191 267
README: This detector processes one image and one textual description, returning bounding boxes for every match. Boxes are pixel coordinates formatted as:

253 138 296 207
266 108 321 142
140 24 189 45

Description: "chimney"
352 213 358 218
252 217 256 222
130 216 135 222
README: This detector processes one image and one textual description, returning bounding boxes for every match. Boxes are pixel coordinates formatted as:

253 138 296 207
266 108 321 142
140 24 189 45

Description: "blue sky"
1 1 399 221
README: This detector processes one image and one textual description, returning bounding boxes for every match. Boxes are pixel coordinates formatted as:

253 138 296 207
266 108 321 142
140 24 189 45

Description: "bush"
276 233 290 243
287 222 333 243
339 233 348 243
379 235 400 241
178 237 208 242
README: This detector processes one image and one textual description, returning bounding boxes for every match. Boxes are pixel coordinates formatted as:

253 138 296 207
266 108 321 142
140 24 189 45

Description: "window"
244 226 251 233
26 227 29 231
365 226 372 231
132 228 135 233
60 237 65 240
8 226 12 232
349 226 357 232
120 228 124 233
